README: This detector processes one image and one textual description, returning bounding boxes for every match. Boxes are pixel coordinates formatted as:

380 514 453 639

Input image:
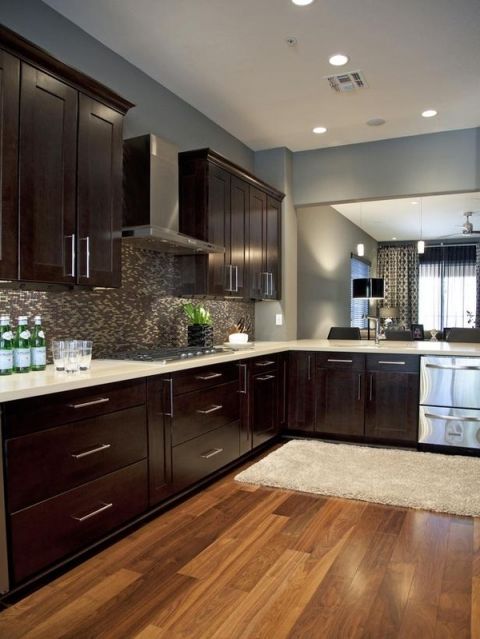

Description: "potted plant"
182 303 214 347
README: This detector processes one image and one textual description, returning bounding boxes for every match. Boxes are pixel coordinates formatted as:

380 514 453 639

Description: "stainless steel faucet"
367 316 381 345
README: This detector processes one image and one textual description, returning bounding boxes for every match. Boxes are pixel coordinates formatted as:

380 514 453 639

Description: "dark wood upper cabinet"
77 95 123 287
19 63 77 284
0 50 19 280
0 25 133 287
179 148 284 299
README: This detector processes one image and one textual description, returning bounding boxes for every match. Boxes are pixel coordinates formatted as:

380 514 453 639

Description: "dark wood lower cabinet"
251 369 278 448
287 352 316 432
147 377 173 507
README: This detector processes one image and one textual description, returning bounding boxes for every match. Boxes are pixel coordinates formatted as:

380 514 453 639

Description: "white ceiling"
332 192 480 241
44 0 480 152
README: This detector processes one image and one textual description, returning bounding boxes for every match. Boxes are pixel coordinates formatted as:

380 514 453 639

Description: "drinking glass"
76 340 93 371
52 340 67 371
64 341 79 373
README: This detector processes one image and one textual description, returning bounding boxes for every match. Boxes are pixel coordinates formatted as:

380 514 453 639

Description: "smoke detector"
327 70 368 93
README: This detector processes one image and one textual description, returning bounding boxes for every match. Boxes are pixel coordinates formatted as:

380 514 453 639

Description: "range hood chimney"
122 134 224 254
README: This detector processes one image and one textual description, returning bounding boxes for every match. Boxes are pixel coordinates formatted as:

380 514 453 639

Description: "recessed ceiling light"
366 117 386 127
422 109 438 118
292 0 314 5
313 126 327 134
328 53 349 66
392 237 397 240
411 201 418 205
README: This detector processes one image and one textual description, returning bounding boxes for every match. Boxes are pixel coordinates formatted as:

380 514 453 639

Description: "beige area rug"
235 439 480 517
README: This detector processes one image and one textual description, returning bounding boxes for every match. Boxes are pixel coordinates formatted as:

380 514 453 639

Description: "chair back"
384 330 413 341
327 327 361 340
445 328 480 343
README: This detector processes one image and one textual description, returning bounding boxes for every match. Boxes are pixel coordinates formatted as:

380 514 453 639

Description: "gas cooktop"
106 346 231 363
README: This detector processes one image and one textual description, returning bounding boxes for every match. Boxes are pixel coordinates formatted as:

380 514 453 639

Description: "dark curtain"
419 245 476 330
377 244 418 327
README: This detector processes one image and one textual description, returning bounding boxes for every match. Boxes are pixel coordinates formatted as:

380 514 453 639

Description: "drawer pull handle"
424 412 480 423
197 404 223 415
71 443 111 459
201 448 224 459
71 501 113 522
257 374 275 381
256 360 276 367
195 372 223 380
327 359 353 363
378 361 406 365
68 397 110 409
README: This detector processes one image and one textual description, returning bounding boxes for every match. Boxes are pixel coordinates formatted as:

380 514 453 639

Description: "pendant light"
417 198 425 254
357 203 365 257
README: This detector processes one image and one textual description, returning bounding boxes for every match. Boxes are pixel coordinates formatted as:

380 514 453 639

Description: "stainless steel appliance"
419 355 480 450
122 134 225 255
106 345 231 364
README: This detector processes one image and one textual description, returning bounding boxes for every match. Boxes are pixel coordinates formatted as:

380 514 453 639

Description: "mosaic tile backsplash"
0 245 255 358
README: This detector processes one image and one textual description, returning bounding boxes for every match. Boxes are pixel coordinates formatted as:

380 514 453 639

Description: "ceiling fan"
441 211 480 238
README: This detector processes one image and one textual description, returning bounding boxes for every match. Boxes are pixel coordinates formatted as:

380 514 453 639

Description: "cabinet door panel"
316 368 365 436
365 372 419 442
77 95 123 287
147 377 173 507
252 371 278 447
229 176 248 296
19 63 77 283
287 352 315 432
0 50 19 279
266 196 281 300
249 187 266 299
207 164 229 295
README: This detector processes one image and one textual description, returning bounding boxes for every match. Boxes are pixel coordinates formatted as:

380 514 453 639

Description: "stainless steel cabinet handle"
307 355 312 381
261 272 269 297
424 412 480 423
164 377 174 417
225 264 233 292
268 272 273 296
327 359 353 363
233 265 239 292
425 363 480 371
357 373 362 401
238 363 248 394
195 372 223 380
81 236 90 278
255 360 276 367
282 359 287 423
369 373 374 401
378 360 406 365
65 233 76 277
71 443 111 459
71 502 113 522
196 404 223 414
257 374 275 381
68 397 110 409
201 448 223 459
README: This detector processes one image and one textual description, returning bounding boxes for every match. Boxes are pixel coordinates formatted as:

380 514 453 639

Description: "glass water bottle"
0 315 13 376
31 315 47 371
13 316 31 373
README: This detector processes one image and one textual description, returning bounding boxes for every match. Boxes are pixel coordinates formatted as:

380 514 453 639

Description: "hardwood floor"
0 456 478 638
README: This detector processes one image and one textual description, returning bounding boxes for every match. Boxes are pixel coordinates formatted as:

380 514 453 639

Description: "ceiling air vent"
327 70 368 93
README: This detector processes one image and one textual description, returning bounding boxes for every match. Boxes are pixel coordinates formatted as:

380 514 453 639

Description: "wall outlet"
275 313 283 326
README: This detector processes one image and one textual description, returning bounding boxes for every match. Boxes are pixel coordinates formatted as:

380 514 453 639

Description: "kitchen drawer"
172 421 240 488
172 381 239 446
316 352 365 371
173 362 238 396
251 355 278 371
4 379 147 437
367 354 419 373
6 405 147 513
10 460 148 584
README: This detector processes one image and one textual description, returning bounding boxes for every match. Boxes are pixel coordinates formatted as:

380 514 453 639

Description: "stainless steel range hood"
122 134 224 254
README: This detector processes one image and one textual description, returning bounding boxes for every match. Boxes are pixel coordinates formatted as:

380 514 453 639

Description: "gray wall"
293 128 480 207
297 205 377 339
254 148 297 341
0 0 254 168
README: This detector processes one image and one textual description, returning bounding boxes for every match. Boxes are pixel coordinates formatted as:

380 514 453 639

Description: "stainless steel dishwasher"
419 356 480 450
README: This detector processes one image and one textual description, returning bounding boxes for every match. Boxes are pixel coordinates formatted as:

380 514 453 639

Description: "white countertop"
1 339 479 403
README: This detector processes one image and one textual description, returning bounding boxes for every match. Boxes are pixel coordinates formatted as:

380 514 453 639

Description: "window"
418 245 477 330
350 255 370 328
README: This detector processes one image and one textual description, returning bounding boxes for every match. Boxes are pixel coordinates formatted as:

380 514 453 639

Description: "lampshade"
379 306 399 319
352 278 385 299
